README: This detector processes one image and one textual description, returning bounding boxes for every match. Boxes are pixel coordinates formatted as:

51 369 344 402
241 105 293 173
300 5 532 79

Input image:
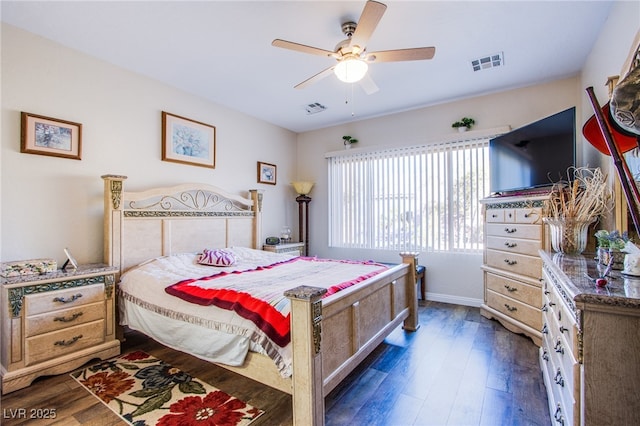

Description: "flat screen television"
489 107 576 195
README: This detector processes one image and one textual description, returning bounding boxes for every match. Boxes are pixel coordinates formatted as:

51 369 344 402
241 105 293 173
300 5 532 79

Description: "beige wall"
1 24 297 265
296 0 639 306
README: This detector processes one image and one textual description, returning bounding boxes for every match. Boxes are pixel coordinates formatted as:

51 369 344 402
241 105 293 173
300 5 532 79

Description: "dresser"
263 242 305 256
539 251 640 425
1 264 120 394
480 195 548 345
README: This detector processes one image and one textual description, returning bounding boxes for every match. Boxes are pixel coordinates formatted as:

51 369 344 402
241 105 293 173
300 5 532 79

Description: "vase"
544 217 594 254
457 126 468 133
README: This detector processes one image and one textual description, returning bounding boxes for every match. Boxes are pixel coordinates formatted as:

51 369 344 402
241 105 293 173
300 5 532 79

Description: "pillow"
197 249 237 267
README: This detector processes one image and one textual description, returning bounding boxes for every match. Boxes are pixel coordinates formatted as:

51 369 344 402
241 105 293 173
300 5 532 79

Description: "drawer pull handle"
504 284 518 292
549 301 556 307
53 294 82 304
54 312 83 323
541 324 549 334
554 405 565 425
504 227 517 233
542 348 549 361
491 213 498 218
559 325 568 334
554 368 565 387
504 304 517 312
54 334 83 347
544 290 550 295
542 304 548 312
504 241 517 248
503 259 517 266
554 340 564 355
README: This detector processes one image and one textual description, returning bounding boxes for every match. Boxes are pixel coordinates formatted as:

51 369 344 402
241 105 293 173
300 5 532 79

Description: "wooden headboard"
102 175 262 275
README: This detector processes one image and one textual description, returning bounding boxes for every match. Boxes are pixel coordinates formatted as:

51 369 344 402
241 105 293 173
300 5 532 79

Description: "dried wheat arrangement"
543 167 612 253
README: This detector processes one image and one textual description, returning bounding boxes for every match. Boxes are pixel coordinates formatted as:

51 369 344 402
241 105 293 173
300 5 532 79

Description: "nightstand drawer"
25 319 105 366
25 283 104 316
25 301 104 337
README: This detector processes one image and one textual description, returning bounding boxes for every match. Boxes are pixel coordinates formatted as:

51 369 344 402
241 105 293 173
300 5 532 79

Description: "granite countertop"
1 263 117 286
540 250 640 309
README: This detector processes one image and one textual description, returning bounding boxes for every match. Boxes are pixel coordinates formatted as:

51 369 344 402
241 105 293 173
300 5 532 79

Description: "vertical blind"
328 138 490 252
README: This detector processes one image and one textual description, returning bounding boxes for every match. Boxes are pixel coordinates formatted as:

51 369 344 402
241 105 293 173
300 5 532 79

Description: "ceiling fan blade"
349 1 387 49
366 47 436 63
272 39 336 57
359 73 379 95
294 66 335 90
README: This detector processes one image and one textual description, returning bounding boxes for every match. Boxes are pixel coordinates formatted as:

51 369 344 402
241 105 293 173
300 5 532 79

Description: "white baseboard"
423 292 483 308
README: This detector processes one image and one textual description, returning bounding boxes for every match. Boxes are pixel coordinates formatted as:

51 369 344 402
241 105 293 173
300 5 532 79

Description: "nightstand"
1 264 121 394
263 242 305 256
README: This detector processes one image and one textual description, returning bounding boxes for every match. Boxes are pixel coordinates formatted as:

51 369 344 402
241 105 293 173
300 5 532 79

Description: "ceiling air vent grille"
305 102 327 115
472 52 503 72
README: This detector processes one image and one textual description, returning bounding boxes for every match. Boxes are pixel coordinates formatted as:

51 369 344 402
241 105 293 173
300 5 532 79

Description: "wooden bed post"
400 252 420 331
249 189 263 249
284 285 328 426
102 175 127 274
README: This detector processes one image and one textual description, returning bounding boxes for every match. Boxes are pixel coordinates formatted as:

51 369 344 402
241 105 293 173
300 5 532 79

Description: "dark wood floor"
1 301 550 425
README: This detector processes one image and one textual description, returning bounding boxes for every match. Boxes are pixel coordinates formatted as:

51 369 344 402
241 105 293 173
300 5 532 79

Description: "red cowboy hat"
583 101 638 155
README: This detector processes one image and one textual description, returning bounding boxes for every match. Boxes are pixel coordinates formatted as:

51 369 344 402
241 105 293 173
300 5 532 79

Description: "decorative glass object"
544 218 594 254
597 247 626 270
280 226 292 243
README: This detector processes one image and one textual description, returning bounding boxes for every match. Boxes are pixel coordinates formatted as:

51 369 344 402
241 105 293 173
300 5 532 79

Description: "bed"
102 175 419 425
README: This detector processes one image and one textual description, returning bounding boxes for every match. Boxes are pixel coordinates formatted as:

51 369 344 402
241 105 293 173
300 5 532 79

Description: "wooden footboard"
285 253 418 426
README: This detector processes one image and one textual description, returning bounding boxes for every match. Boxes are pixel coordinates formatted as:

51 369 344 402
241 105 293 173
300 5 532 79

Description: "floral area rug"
71 351 264 426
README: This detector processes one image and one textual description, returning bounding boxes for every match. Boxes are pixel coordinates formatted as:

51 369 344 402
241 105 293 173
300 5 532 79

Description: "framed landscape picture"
257 161 277 185
162 111 216 168
21 112 82 160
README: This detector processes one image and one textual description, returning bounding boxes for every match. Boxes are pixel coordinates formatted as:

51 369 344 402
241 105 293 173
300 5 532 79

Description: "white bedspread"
118 247 388 377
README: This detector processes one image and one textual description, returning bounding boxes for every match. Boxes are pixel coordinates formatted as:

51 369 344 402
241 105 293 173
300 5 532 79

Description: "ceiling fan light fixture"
334 58 368 83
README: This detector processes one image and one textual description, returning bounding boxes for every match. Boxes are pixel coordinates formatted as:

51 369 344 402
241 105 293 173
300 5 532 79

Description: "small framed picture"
63 248 78 270
162 111 216 169
21 112 82 160
257 161 277 185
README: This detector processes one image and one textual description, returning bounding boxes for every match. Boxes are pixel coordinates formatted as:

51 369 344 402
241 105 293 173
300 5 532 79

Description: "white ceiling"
1 1 614 133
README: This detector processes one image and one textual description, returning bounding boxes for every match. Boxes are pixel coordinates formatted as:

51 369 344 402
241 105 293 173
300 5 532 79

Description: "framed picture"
257 161 277 185
162 111 216 168
62 248 78 270
21 112 82 160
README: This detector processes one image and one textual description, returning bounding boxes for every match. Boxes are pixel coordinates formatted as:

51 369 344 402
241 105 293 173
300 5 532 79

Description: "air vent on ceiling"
305 102 327 115
471 52 503 72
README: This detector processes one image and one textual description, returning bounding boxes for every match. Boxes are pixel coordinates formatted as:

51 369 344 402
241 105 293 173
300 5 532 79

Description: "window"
328 137 490 252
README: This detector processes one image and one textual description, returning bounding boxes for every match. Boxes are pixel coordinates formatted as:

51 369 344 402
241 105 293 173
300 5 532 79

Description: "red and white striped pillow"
197 249 237 267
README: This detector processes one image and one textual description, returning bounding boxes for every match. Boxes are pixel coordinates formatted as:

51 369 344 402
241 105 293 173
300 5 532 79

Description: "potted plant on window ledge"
343 135 358 149
452 117 475 132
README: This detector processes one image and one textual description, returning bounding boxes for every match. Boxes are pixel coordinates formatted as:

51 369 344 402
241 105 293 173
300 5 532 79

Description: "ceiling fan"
272 0 436 94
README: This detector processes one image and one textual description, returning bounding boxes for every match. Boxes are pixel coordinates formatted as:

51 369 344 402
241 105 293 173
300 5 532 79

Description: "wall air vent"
471 52 503 72
305 102 327 115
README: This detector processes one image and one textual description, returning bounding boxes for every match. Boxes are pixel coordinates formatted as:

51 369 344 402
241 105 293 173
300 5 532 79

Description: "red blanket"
165 257 388 347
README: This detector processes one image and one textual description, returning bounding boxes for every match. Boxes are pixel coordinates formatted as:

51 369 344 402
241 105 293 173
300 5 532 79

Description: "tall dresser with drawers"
1 264 120 394
539 251 640 425
480 195 549 346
